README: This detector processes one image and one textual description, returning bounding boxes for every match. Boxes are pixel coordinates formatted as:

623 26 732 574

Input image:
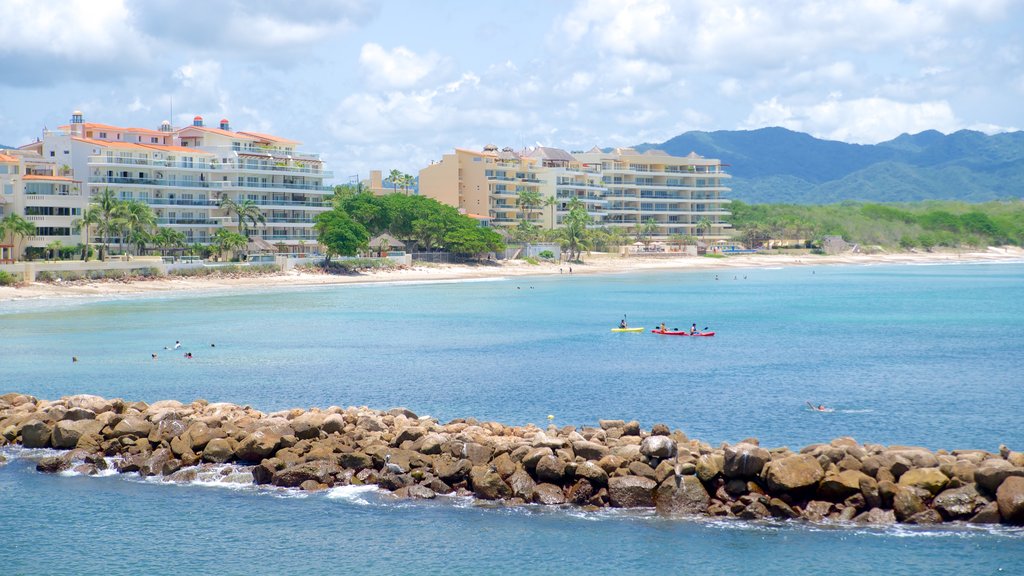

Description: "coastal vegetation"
71 188 187 261
316 187 505 261
729 199 1024 250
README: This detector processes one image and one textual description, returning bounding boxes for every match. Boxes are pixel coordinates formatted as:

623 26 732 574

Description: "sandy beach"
2 247 1022 303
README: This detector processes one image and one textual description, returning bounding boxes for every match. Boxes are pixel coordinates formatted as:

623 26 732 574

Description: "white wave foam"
325 484 379 505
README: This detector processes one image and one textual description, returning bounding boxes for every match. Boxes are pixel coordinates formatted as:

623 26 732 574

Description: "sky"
1 0 1022 184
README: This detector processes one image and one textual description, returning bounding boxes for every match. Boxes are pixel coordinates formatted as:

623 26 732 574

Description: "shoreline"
2 246 1022 304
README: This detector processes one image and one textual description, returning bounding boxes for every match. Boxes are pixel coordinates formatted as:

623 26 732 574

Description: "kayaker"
619 318 627 329
690 323 697 335
660 322 667 332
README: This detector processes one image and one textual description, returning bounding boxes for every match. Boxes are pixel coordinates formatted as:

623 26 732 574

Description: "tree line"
314 187 505 262
729 199 1024 250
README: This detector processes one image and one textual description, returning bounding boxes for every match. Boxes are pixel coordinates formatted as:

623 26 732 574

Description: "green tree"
0 213 36 260
117 200 157 255
444 226 505 258
92 188 121 260
313 208 369 263
561 198 591 261
638 217 658 247
516 189 543 224
388 169 403 194
220 197 266 238
153 228 187 257
543 195 558 229
72 205 102 261
696 216 712 240
212 229 247 261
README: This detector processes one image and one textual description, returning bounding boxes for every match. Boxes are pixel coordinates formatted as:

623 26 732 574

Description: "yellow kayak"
611 327 644 333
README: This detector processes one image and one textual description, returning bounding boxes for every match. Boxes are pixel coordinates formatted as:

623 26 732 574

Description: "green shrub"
703 253 725 259
0 270 18 286
523 256 540 265
538 250 555 260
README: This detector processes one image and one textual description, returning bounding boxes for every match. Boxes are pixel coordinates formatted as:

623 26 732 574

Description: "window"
99 132 107 138
50 151 55 157
151 137 159 143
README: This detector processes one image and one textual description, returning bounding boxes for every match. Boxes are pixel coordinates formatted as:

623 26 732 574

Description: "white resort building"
11 111 331 254
0 149 81 259
418 145 731 239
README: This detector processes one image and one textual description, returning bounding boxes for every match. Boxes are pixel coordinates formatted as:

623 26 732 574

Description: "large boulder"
62 408 97 421
470 466 512 500
533 483 566 505
433 457 472 484
572 440 609 461
535 454 567 484
898 467 949 496
338 452 373 471
695 453 724 482
640 436 677 460
21 420 52 448
818 470 871 502
235 431 281 463
723 443 771 479
522 447 553 472
574 461 609 488
272 460 339 488
608 475 656 508
51 419 104 449
148 419 187 444
507 469 537 501
290 413 325 440
36 456 70 473
933 484 981 520
111 416 153 439
654 475 710 515
763 454 825 493
202 437 234 463
996 476 1024 525
975 460 1024 494
892 486 928 522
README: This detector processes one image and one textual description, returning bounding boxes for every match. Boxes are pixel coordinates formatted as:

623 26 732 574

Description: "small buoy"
547 415 554 420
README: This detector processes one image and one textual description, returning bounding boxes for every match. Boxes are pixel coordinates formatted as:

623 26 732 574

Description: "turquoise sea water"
2 261 1023 574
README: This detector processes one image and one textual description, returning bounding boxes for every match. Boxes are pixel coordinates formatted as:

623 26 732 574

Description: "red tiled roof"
24 174 73 181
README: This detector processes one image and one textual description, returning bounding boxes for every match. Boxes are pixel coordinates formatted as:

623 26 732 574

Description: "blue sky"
1 0 1022 183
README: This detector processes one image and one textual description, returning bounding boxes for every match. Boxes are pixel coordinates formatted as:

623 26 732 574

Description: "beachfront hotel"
11 111 331 253
418 145 731 239
0 149 81 258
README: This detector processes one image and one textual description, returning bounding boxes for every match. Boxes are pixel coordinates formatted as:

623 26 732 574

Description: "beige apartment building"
14 111 330 253
0 149 82 258
419 144 730 239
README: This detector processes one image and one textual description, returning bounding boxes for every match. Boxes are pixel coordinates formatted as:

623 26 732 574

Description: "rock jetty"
3 393 1024 526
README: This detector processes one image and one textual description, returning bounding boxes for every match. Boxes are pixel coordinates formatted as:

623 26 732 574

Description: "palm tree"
153 227 186 258
46 240 63 261
220 197 266 238
0 213 36 261
388 169 403 194
72 205 102 261
696 216 713 241
516 189 542 225
212 228 247 261
92 188 121 260
543 196 558 229
117 200 157 255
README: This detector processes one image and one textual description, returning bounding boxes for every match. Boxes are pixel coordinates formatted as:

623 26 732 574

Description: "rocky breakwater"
3 393 1024 526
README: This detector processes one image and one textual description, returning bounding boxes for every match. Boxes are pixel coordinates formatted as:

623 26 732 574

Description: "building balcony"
156 218 219 226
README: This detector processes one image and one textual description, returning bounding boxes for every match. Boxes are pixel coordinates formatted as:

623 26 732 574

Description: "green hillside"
640 128 1024 204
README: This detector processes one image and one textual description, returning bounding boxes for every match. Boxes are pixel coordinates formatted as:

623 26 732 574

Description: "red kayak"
651 329 715 336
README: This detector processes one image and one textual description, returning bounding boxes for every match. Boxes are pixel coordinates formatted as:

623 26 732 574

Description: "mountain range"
639 127 1024 204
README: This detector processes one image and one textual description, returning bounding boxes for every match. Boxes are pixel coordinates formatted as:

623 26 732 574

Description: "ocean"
2 261 1023 574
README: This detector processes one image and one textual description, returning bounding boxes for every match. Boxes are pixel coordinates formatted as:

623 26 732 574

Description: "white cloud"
743 95 961 143
718 78 742 98
359 43 443 89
